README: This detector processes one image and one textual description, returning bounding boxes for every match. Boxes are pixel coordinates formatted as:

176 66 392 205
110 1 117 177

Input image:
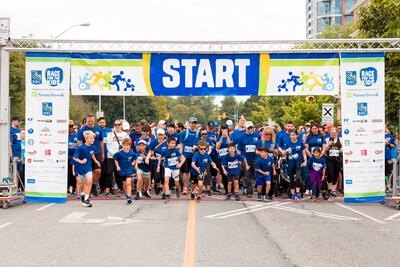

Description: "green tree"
317 23 357 39
357 0 400 127
220 96 238 121
9 52 25 118
152 96 169 121
171 104 191 123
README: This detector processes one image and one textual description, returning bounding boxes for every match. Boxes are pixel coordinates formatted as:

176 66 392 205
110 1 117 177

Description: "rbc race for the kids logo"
359 67 377 87
45 67 63 87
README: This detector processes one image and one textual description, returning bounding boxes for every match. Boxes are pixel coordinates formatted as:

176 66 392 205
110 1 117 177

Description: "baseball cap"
122 121 130 130
305 122 311 126
226 120 233 126
68 120 74 126
137 140 147 146
157 128 165 135
189 117 198 123
207 120 214 128
220 124 228 129
158 120 166 125
245 121 254 128
11 115 21 121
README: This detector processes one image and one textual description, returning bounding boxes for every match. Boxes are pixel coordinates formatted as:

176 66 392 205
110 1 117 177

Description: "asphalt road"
1 195 400 267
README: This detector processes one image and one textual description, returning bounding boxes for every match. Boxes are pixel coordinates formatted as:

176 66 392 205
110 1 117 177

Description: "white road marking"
384 212 400 221
36 203 55 211
59 212 139 226
335 203 385 224
205 202 288 219
0 222 13 229
273 206 362 221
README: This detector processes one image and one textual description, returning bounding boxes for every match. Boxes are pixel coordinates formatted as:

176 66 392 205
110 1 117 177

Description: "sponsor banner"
70 53 339 96
25 52 69 203
341 53 385 203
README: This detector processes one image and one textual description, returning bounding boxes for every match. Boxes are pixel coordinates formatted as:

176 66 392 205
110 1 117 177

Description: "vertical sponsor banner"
341 53 385 203
25 53 70 203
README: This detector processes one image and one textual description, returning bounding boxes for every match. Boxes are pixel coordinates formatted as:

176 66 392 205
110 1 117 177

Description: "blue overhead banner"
70 53 340 96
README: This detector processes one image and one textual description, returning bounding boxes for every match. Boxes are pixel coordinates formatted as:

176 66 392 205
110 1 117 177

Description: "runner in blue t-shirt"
190 140 218 202
134 140 151 200
237 121 260 198
157 138 186 203
68 120 79 195
255 147 276 201
114 138 138 204
216 124 232 193
73 131 101 207
221 143 248 201
178 117 200 195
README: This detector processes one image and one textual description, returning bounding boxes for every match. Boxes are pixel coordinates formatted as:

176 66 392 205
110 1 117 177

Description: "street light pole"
54 23 90 39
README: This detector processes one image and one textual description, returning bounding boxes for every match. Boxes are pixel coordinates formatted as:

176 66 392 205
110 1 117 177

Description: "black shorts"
190 173 204 184
227 173 240 182
181 157 192 174
385 160 393 176
92 153 102 170
121 174 136 182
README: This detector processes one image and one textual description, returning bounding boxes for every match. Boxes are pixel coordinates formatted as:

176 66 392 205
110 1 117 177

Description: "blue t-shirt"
283 139 305 161
232 129 246 144
113 150 137 177
136 149 151 172
190 152 213 175
10 126 21 158
101 127 112 157
148 139 168 166
385 133 396 160
68 133 78 157
257 139 278 158
255 156 275 179
161 148 182 170
307 156 326 171
277 131 290 149
166 132 180 144
179 129 199 158
73 144 96 176
77 125 104 154
237 132 260 162
305 135 324 153
194 137 213 153
216 136 230 159
221 152 245 176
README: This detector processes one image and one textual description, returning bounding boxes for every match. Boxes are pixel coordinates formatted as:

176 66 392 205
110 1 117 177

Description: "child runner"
255 147 276 201
307 147 326 200
113 137 138 204
134 140 152 200
190 140 218 202
72 131 101 207
221 143 249 201
157 138 186 203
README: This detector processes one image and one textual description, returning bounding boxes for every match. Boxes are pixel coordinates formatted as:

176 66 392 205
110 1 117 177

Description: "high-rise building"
306 0 371 39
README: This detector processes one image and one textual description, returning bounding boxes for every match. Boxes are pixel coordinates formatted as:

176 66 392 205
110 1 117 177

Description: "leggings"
106 158 122 189
287 159 302 189
326 158 341 185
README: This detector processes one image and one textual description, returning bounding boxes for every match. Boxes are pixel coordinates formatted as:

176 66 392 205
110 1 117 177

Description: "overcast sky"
2 0 306 40
2 0 306 105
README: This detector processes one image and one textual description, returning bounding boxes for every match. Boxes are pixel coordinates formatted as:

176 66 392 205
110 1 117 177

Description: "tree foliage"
9 52 25 118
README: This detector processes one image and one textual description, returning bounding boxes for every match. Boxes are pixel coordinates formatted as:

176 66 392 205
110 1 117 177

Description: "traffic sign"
322 103 334 124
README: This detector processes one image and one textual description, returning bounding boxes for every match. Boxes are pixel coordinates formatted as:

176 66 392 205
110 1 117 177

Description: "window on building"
317 1 331 16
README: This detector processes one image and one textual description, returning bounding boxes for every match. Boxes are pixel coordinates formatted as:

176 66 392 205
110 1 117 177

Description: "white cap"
137 140 147 146
158 120 166 125
156 128 165 135
245 121 254 128
122 121 130 130
226 119 233 126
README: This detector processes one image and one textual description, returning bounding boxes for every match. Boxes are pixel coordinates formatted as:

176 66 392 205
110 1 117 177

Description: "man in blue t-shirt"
178 117 200 195
77 114 104 197
98 116 112 193
10 115 22 160
237 121 260 198
68 120 78 194
385 125 397 182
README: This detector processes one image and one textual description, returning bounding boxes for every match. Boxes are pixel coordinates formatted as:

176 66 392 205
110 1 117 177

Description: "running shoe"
235 194 240 201
143 191 151 198
196 196 202 203
264 195 270 201
126 196 132 204
80 194 85 202
165 195 171 203
296 192 302 199
331 191 337 197
91 185 98 197
134 192 140 200
162 193 167 200
176 189 181 199
182 188 188 195
226 194 231 200
191 193 195 200
82 199 92 207
291 194 296 200
155 186 161 196
257 194 262 201
206 190 212 197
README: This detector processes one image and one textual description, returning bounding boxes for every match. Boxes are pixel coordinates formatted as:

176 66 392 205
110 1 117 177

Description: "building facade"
306 0 371 39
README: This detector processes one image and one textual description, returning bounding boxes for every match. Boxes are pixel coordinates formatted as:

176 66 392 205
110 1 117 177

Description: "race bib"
245 145 256 153
289 153 299 160
16 133 21 141
184 146 193 153
329 150 340 157
228 161 239 169
167 157 179 166
219 148 228 156
155 153 161 159
137 157 143 164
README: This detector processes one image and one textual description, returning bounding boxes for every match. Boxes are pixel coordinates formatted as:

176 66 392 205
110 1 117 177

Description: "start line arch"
1 38 400 203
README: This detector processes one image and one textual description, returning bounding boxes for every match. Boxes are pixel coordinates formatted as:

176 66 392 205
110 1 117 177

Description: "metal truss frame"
4 38 400 53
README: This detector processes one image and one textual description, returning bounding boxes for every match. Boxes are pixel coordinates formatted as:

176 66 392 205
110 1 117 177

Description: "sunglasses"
201 133 207 136
114 123 121 126
265 133 272 136
199 148 207 151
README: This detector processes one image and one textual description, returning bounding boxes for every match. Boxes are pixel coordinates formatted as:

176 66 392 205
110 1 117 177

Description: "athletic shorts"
121 173 136 182
92 153 102 170
77 171 93 183
180 157 192 174
256 175 271 186
190 173 204 184
227 173 240 182
137 169 151 179
164 168 180 181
